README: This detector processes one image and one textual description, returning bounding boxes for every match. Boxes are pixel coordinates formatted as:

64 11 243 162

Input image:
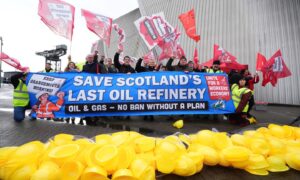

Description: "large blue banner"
26 72 235 118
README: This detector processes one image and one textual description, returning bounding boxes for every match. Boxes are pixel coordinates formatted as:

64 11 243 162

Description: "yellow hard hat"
173 155 197 176
173 120 184 129
268 124 285 139
267 156 289 172
31 161 61 180
81 166 108 180
245 168 269 176
7 163 37 180
285 152 300 171
61 160 84 179
135 136 156 153
48 144 80 166
112 169 137 180
52 134 74 146
245 154 269 170
95 145 119 173
222 146 250 162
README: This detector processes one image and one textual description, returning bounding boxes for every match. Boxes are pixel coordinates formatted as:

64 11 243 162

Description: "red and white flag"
178 9 200 42
256 53 267 71
0 52 29 72
112 24 126 51
157 29 180 61
213 44 236 62
38 0 75 40
82 9 112 46
134 12 175 50
261 50 291 87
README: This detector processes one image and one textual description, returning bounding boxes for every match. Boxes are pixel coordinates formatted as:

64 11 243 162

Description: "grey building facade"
101 0 300 105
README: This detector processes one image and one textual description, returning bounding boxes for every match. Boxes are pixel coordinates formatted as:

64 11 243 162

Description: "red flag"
256 53 267 71
82 9 112 46
158 29 180 61
178 9 200 42
193 47 199 64
0 52 29 72
176 43 185 59
38 0 75 40
112 24 126 51
261 50 291 87
213 44 236 61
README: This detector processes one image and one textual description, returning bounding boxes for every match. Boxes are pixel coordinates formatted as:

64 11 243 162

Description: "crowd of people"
11 48 260 126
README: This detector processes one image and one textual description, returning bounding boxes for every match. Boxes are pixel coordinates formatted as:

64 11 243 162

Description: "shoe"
143 116 148 120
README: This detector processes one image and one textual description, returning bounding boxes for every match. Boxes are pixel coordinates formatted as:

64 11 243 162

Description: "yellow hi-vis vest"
206 69 223 73
231 84 252 112
13 80 29 107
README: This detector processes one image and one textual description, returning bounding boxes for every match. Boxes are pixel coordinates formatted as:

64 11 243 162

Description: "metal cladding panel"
136 0 300 105
103 9 149 61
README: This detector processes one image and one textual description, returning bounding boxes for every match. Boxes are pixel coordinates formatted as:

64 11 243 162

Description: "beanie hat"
213 60 221 65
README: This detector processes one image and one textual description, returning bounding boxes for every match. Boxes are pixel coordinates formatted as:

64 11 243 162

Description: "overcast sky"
0 0 138 72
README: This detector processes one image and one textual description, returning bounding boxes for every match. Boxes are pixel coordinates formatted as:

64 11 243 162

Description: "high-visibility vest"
206 69 223 73
231 84 252 112
13 80 29 107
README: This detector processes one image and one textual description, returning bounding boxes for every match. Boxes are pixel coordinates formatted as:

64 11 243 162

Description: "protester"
135 58 159 72
63 61 80 124
206 60 223 73
40 62 54 73
240 69 259 117
229 74 256 126
64 61 80 72
82 54 102 74
10 72 35 122
166 56 189 71
114 49 135 74
135 57 160 121
105 58 118 73
187 61 201 72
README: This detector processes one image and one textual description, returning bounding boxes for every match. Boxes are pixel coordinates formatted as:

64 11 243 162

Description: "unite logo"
273 56 283 72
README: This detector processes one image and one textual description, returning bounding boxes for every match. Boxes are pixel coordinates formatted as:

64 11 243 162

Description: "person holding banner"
11 72 35 122
40 62 54 73
166 56 189 72
206 60 223 73
83 54 103 74
114 49 135 74
105 58 118 73
135 58 159 72
64 61 80 72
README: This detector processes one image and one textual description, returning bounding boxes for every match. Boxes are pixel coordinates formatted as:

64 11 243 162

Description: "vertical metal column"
0 36 3 88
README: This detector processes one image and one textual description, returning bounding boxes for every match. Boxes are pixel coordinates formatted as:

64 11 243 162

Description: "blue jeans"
14 106 26 122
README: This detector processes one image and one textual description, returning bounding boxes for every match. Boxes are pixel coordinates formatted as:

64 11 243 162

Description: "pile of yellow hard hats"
1 124 300 179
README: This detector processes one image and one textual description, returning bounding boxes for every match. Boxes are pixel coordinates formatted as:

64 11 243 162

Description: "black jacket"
166 58 188 71
135 58 157 72
11 72 25 89
114 53 135 73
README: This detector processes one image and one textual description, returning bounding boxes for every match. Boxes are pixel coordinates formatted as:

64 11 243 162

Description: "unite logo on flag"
38 0 75 40
273 56 283 72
